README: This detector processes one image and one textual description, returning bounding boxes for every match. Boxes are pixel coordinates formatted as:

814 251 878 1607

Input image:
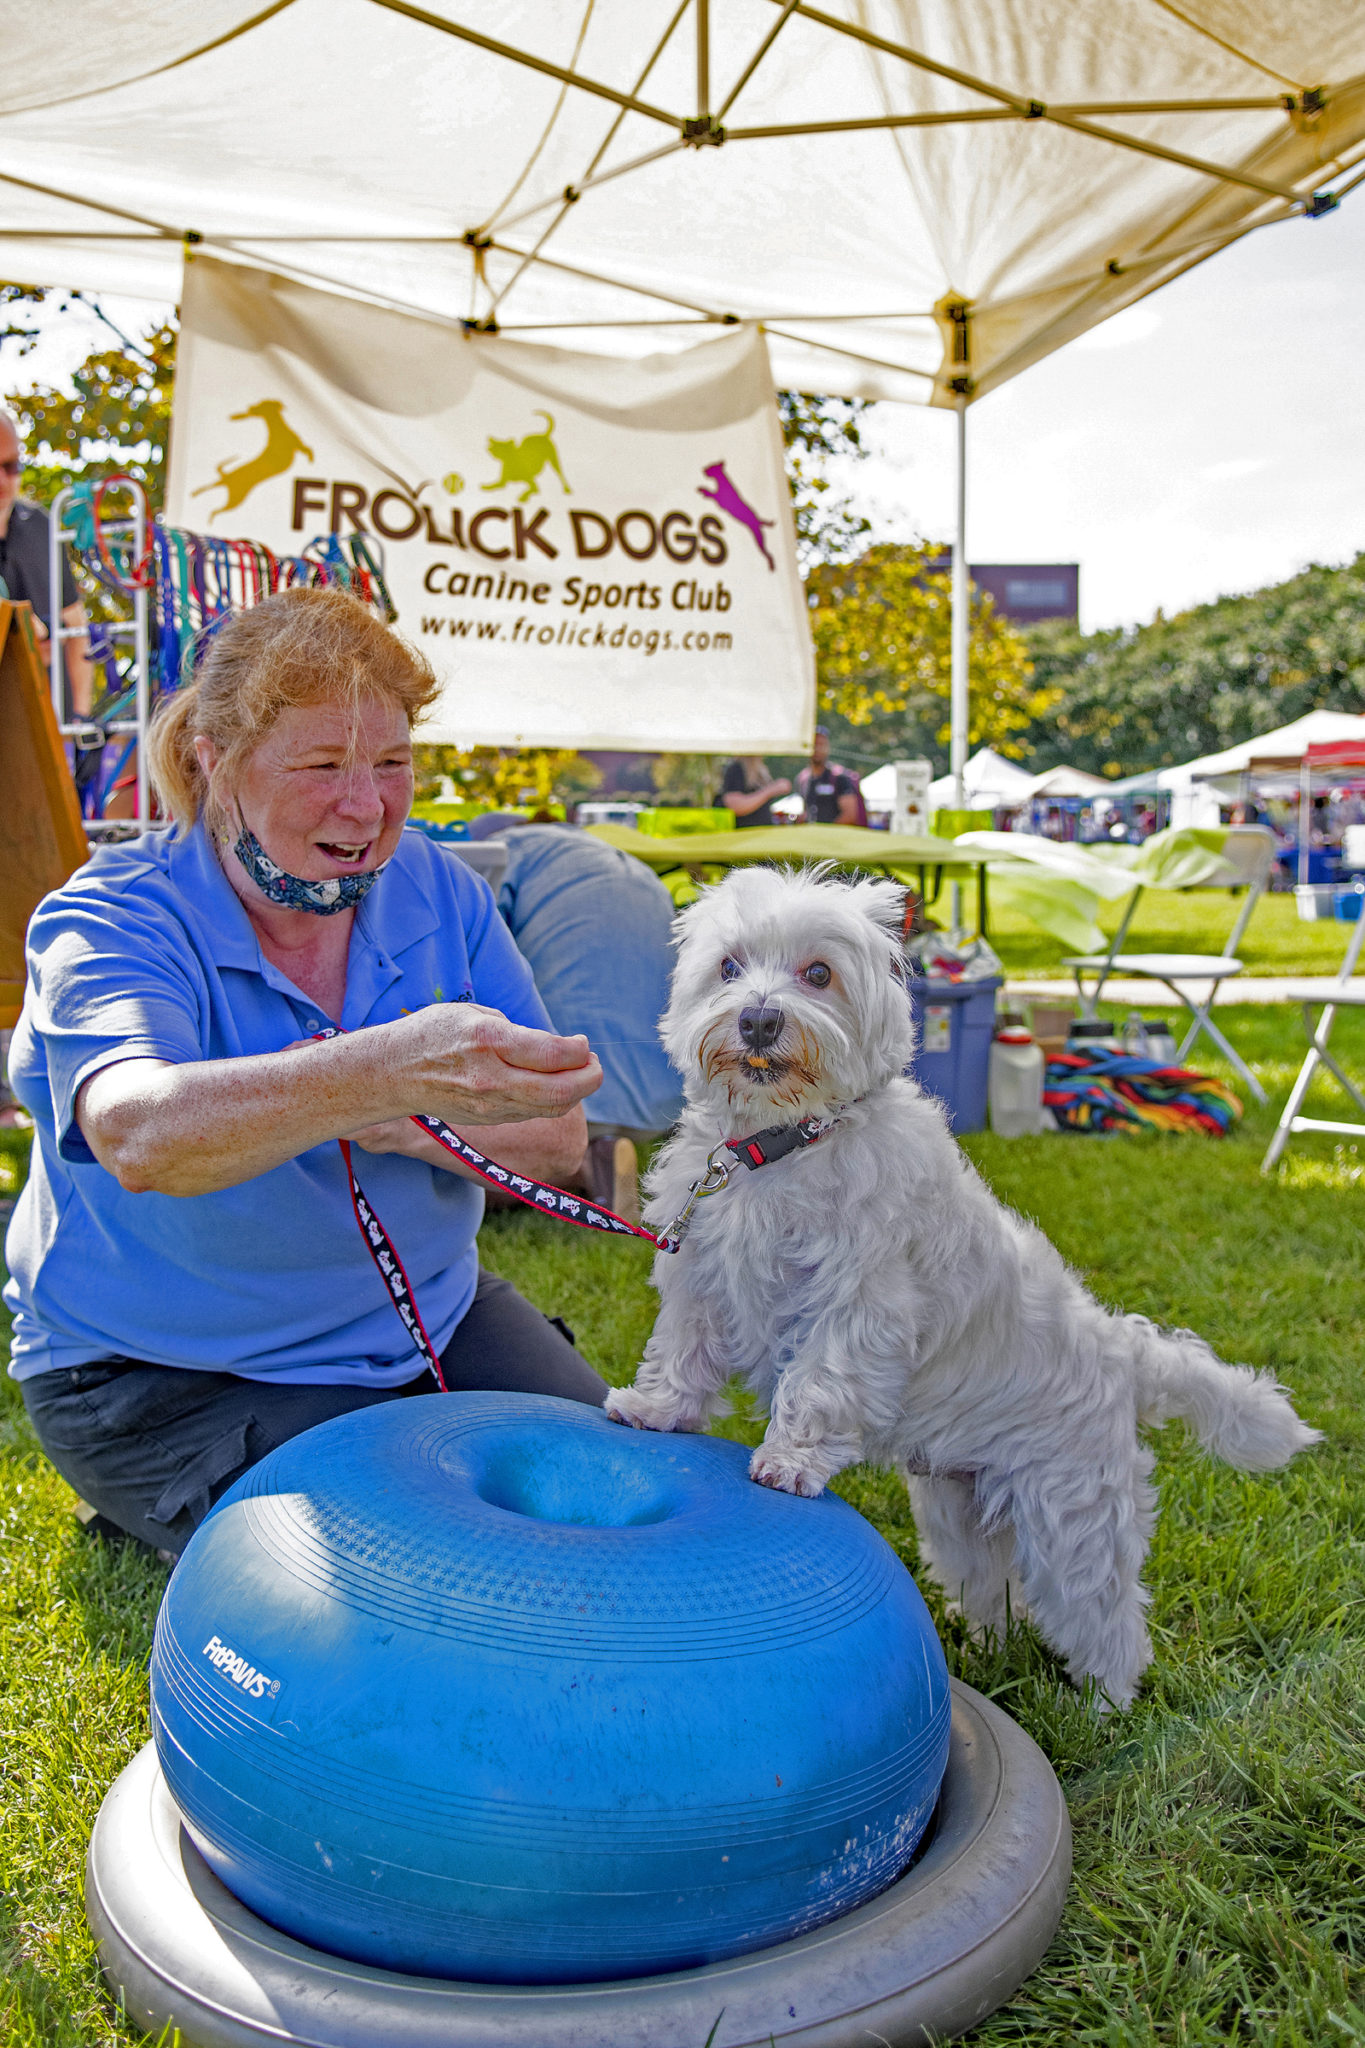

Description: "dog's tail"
1131 1320 1320 1470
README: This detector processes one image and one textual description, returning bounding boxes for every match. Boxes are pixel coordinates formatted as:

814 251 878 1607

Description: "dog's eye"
719 957 742 982
802 961 832 988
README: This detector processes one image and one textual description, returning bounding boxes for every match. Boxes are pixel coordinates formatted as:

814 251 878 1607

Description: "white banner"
166 258 813 752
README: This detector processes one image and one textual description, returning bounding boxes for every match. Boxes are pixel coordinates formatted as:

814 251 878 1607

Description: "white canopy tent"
1025 764 1112 800
1151 709 1365 821
926 745 1035 812
1179 708 1365 784
4 1 1365 769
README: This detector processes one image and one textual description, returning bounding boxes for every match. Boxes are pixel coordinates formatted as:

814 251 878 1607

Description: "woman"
4 588 606 1554
718 755 790 829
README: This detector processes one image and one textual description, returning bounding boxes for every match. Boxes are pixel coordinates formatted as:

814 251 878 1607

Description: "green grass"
987 885 1359 979
3 1008 1365 2044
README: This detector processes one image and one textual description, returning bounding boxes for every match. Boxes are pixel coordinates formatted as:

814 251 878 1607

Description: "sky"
4 188 1365 637
839 191 1365 633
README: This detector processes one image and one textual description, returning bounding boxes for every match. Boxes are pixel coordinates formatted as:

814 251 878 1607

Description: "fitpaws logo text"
202 1634 281 1701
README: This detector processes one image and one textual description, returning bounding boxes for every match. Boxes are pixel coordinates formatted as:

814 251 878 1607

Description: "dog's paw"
749 1444 827 1498
604 1385 701 1434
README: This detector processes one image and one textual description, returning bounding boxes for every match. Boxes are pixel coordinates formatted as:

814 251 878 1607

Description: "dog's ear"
844 875 909 944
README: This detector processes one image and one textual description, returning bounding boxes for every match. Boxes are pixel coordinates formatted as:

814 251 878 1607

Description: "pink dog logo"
698 461 776 571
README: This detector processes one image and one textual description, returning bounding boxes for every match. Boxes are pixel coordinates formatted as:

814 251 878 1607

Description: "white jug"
989 1028 1048 1137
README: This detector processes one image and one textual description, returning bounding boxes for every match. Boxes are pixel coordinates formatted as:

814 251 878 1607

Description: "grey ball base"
87 1681 1069 2048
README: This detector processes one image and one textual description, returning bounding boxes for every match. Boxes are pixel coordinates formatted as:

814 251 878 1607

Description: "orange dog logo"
194 400 315 522
482 411 571 505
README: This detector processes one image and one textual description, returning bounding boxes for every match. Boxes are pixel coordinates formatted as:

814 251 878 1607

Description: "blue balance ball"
152 1394 950 1984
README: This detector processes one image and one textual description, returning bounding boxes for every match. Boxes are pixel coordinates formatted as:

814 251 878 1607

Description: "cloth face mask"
233 822 387 915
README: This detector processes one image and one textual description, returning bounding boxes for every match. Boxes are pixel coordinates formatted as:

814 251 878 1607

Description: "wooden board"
0 601 89 1028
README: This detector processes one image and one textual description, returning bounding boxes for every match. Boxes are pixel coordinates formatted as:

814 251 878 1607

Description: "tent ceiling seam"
716 0 802 120
0 0 300 119
1142 0 1304 91
481 0 698 321
762 325 935 381
494 0 692 235
479 0 597 238
481 0 809 323
780 1 1322 201
1051 97 1293 114
192 240 490 329
726 109 1016 137
779 1 1028 113
1045 110 1303 200
363 0 683 129
0 165 180 238
484 139 689 321
481 233 726 320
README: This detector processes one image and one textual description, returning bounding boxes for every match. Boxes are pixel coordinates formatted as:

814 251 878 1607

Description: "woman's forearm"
78 1009 601 1197
79 1040 425 1195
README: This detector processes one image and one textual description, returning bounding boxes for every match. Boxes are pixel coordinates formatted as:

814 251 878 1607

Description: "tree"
777 392 871 570
2 285 175 512
412 744 601 812
651 754 726 807
1014 552 1365 778
807 542 1054 770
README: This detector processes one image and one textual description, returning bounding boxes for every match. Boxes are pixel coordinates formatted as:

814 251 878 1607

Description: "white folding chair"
1261 910 1365 1171
1061 826 1276 1104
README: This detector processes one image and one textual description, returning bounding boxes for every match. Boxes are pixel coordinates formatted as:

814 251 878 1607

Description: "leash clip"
655 1143 734 1255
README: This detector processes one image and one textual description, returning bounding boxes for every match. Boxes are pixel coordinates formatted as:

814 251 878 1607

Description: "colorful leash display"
64 480 401 823
1044 1050 1242 1136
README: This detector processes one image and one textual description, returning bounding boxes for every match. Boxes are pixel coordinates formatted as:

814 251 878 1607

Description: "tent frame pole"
696 0 710 117
949 398 969 931
951 398 969 811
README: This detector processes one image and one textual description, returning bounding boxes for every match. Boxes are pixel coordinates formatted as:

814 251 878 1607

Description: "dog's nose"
738 1003 784 1052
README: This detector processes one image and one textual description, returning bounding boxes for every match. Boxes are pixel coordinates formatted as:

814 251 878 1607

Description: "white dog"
606 866 1319 1708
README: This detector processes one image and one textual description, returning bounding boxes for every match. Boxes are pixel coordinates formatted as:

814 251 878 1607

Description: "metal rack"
48 477 151 833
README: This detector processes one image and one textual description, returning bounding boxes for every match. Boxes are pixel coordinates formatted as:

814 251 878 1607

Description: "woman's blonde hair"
147 586 440 832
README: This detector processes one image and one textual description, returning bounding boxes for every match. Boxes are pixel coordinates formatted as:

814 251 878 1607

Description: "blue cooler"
906 975 1001 1134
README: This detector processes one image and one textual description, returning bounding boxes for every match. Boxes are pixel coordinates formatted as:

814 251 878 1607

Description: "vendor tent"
1180 709 1365 786
927 746 1035 812
1110 709 1365 826
1025 764 1111 800
4 1 1365 760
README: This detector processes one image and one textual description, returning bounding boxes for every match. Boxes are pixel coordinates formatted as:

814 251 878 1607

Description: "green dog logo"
482 410 571 505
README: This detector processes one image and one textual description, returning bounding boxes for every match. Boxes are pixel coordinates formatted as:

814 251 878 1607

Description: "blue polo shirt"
4 823 552 1384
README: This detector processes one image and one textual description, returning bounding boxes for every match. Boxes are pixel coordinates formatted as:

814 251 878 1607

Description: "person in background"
490 823 685 1214
718 756 790 828
795 727 862 826
0 408 94 716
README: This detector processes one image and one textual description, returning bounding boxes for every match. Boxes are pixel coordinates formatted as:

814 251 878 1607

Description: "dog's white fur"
606 866 1320 1708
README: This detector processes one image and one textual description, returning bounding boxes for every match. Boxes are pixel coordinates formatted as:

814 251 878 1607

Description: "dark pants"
21 1269 607 1555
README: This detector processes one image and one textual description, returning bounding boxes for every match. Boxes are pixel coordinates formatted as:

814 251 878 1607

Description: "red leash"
313 1029 842 1382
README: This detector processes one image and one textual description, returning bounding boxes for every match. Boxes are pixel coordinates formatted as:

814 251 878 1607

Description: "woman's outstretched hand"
375 1003 601 1126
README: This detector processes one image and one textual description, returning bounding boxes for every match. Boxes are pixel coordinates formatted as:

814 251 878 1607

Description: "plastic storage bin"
906 975 1002 1134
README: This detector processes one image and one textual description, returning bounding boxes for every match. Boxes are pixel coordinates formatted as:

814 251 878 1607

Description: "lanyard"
312 1030 842 1383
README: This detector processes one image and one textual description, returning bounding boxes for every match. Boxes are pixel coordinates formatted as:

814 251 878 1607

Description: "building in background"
970 563 1079 627
923 553 1080 627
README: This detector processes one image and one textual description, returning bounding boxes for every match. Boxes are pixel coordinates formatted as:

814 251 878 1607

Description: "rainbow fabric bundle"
1044 1050 1243 1136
